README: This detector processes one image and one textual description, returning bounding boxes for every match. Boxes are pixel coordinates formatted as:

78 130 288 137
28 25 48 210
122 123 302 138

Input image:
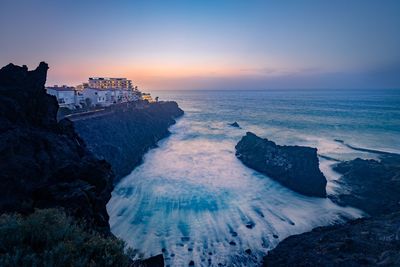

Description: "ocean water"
107 89 400 266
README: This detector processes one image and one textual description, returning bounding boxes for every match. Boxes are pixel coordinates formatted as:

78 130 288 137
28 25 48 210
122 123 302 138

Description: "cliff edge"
0 62 114 232
73 101 184 182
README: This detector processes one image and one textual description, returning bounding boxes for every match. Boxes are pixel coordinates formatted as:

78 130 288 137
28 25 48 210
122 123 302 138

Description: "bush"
0 209 133 267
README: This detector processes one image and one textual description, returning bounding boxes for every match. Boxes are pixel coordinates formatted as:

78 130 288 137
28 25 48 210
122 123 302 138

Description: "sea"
107 89 400 266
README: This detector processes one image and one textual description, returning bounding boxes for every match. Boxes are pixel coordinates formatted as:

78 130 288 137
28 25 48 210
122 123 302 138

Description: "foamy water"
107 89 400 266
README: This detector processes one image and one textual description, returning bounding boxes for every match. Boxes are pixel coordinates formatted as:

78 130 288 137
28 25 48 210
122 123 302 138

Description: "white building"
47 77 142 110
83 88 109 107
107 89 123 104
46 86 76 108
88 77 133 90
74 90 85 107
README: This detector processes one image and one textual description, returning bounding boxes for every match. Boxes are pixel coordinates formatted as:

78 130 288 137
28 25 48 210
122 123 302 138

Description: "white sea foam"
107 118 363 266
109 89 398 265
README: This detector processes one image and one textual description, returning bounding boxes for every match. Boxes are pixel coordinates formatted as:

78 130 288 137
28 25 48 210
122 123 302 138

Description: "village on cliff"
46 77 155 110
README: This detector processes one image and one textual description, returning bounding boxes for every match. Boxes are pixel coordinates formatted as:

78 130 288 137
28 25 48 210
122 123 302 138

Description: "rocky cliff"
235 132 327 197
0 62 114 232
73 101 183 182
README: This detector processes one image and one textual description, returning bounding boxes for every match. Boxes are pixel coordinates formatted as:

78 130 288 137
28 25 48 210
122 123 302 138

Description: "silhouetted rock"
264 154 400 266
229 122 240 128
264 212 400 266
0 63 113 232
235 132 327 197
330 156 400 216
74 101 183 182
134 254 164 267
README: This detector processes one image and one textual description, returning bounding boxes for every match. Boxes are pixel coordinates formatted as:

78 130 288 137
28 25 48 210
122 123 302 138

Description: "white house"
106 88 140 104
46 86 76 108
47 78 142 110
74 90 85 107
107 89 123 104
83 88 109 107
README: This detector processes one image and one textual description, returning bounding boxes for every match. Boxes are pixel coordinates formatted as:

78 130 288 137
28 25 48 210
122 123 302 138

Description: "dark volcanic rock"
264 212 400 267
330 156 400 216
0 63 114 232
73 101 183 182
229 121 240 128
264 154 400 266
235 132 327 197
134 254 164 267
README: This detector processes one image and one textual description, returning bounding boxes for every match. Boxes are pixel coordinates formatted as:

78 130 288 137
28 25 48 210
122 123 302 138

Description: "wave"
107 118 363 266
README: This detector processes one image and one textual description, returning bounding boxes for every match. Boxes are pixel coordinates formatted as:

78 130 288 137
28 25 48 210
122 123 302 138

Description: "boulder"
235 132 327 197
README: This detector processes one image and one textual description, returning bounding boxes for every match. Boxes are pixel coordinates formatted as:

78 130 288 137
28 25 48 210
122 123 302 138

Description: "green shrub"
0 209 133 267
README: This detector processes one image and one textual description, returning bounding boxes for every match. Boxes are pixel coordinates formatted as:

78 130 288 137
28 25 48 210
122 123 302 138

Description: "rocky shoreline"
2 62 398 266
264 211 400 266
74 101 183 182
0 62 183 266
264 154 400 266
330 155 400 216
234 132 400 266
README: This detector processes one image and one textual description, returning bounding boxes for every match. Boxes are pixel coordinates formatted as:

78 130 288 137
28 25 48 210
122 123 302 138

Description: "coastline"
0 62 183 266
74 100 184 182
263 152 400 266
1 62 399 266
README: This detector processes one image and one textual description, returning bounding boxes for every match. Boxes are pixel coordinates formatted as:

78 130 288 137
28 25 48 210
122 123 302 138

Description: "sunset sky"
1 0 399 90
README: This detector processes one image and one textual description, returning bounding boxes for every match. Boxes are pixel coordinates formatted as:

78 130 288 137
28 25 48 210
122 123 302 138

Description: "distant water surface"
107 89 400 266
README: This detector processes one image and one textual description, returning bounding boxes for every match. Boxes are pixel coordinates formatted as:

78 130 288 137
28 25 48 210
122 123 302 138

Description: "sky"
1 0 399 90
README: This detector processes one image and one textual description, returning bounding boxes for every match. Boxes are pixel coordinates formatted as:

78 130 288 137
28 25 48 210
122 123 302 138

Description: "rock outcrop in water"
0 62 114 231
235 132 327 197
229 121 241 128
330 156 400 216
73 101 183 182
264 154 400 266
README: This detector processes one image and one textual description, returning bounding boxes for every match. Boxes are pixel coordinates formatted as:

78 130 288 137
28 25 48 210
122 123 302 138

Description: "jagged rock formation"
264 212 400 266
228 121 241 128
264 155 400 266
330 156 400 216
235 132 327 197
0 63 114 232
73 101 183 182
